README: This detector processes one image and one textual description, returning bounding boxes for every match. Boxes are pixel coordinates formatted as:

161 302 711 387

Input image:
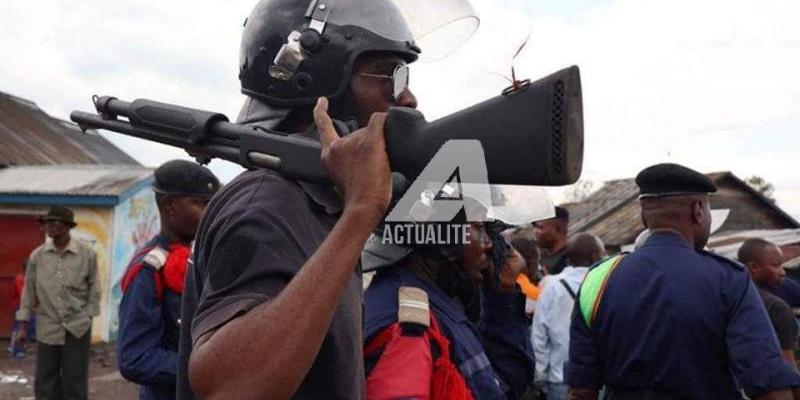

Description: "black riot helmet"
239 0 420 107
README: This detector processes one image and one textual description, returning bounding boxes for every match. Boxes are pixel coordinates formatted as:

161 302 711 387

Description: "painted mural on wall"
108 189 159 341
70 208 114 342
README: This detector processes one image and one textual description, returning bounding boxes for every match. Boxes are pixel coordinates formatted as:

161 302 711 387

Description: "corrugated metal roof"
0 91 139 166
563 171 800 247
562 179 639 235
707 229 800 259
0 165 152 197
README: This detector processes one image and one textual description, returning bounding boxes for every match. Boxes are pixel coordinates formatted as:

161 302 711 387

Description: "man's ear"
745 260 758 273
691 200 705 225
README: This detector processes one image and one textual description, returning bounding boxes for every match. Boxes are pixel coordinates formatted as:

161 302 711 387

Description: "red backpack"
364 287 474 400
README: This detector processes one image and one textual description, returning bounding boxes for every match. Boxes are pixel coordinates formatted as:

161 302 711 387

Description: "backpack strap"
559 279 577 300
121 246 169 301
578 254 626 327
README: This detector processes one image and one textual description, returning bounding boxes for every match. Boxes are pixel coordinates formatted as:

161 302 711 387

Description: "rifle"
71 66 583 186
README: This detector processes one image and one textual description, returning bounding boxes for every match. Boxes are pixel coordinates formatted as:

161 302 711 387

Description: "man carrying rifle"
176 0 419 398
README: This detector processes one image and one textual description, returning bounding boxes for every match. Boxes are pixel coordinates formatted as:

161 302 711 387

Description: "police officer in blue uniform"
117 160 219 400
565 163 800 400
363 199 534 400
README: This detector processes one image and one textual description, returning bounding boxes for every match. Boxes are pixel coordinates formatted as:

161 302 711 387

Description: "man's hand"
498 247 527 291
314 97 391 225
16 321 27 342
568 387 599 400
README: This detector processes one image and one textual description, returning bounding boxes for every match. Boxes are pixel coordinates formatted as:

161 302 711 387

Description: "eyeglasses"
356 64 409 101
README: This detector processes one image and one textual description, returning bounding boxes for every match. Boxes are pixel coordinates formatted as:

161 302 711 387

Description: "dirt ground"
0 339 138 400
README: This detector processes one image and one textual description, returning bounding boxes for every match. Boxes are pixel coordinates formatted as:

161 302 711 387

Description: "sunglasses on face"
356 64 410 101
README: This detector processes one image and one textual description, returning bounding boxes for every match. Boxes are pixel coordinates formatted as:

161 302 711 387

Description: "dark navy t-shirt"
764 277 800 308
758 288 799 350
176 169 364 400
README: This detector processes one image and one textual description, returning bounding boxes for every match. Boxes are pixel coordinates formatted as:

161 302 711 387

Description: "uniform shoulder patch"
398 286 430 328
142 247 169 270
579 254 626 327
702 251 745 271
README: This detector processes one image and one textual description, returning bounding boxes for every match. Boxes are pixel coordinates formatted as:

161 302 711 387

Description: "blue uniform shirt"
565 231 800 399
118 235 182 400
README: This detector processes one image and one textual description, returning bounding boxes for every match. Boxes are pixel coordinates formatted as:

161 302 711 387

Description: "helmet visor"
483 184 555 226
401 182 555 226
394 0 480 61
316 0 479 61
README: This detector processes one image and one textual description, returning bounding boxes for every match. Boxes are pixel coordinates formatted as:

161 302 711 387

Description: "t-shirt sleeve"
768 297 799 350
190 175 325 345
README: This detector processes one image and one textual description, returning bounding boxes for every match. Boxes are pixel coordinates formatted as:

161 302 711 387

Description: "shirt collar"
238 97 343 216
44 238 79 254
296 181 343 215
562 265 590 274
151 233 182 250
642 230 693 250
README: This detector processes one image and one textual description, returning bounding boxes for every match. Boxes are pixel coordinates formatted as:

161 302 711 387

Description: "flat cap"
636 163 717 199
153 160 221 199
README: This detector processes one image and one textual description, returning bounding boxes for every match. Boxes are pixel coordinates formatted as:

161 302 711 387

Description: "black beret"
636 163 717 199
153 160 221 199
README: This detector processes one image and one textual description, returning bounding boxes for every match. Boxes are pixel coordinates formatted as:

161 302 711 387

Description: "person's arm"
531 286 553 384
564 286 602 398
726 278 800 399
16 251 37 339
567 387 599 400
773 302 799 369
188 98 392 400
117 267 178 386
86 249 101 317
757 391 793 400
479 248 534 398
770 298 800 399
782 350 798 369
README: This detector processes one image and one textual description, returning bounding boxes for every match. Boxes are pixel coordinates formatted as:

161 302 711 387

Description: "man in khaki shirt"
17 206 100 400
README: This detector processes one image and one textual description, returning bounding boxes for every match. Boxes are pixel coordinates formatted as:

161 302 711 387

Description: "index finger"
313 97 338 148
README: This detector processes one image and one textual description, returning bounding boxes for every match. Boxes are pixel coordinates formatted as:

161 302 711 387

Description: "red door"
0 215 44 337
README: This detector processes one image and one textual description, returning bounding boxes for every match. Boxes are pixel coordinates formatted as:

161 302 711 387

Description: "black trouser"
36 330 91 400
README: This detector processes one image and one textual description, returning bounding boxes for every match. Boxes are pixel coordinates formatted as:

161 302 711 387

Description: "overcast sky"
2 0 798 217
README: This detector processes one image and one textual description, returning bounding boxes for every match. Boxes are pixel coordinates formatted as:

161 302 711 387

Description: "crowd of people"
7 0 800 399
13 163 800 400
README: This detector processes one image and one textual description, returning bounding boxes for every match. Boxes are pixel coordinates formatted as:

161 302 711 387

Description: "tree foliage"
745 175 775 201
564 180 595 203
